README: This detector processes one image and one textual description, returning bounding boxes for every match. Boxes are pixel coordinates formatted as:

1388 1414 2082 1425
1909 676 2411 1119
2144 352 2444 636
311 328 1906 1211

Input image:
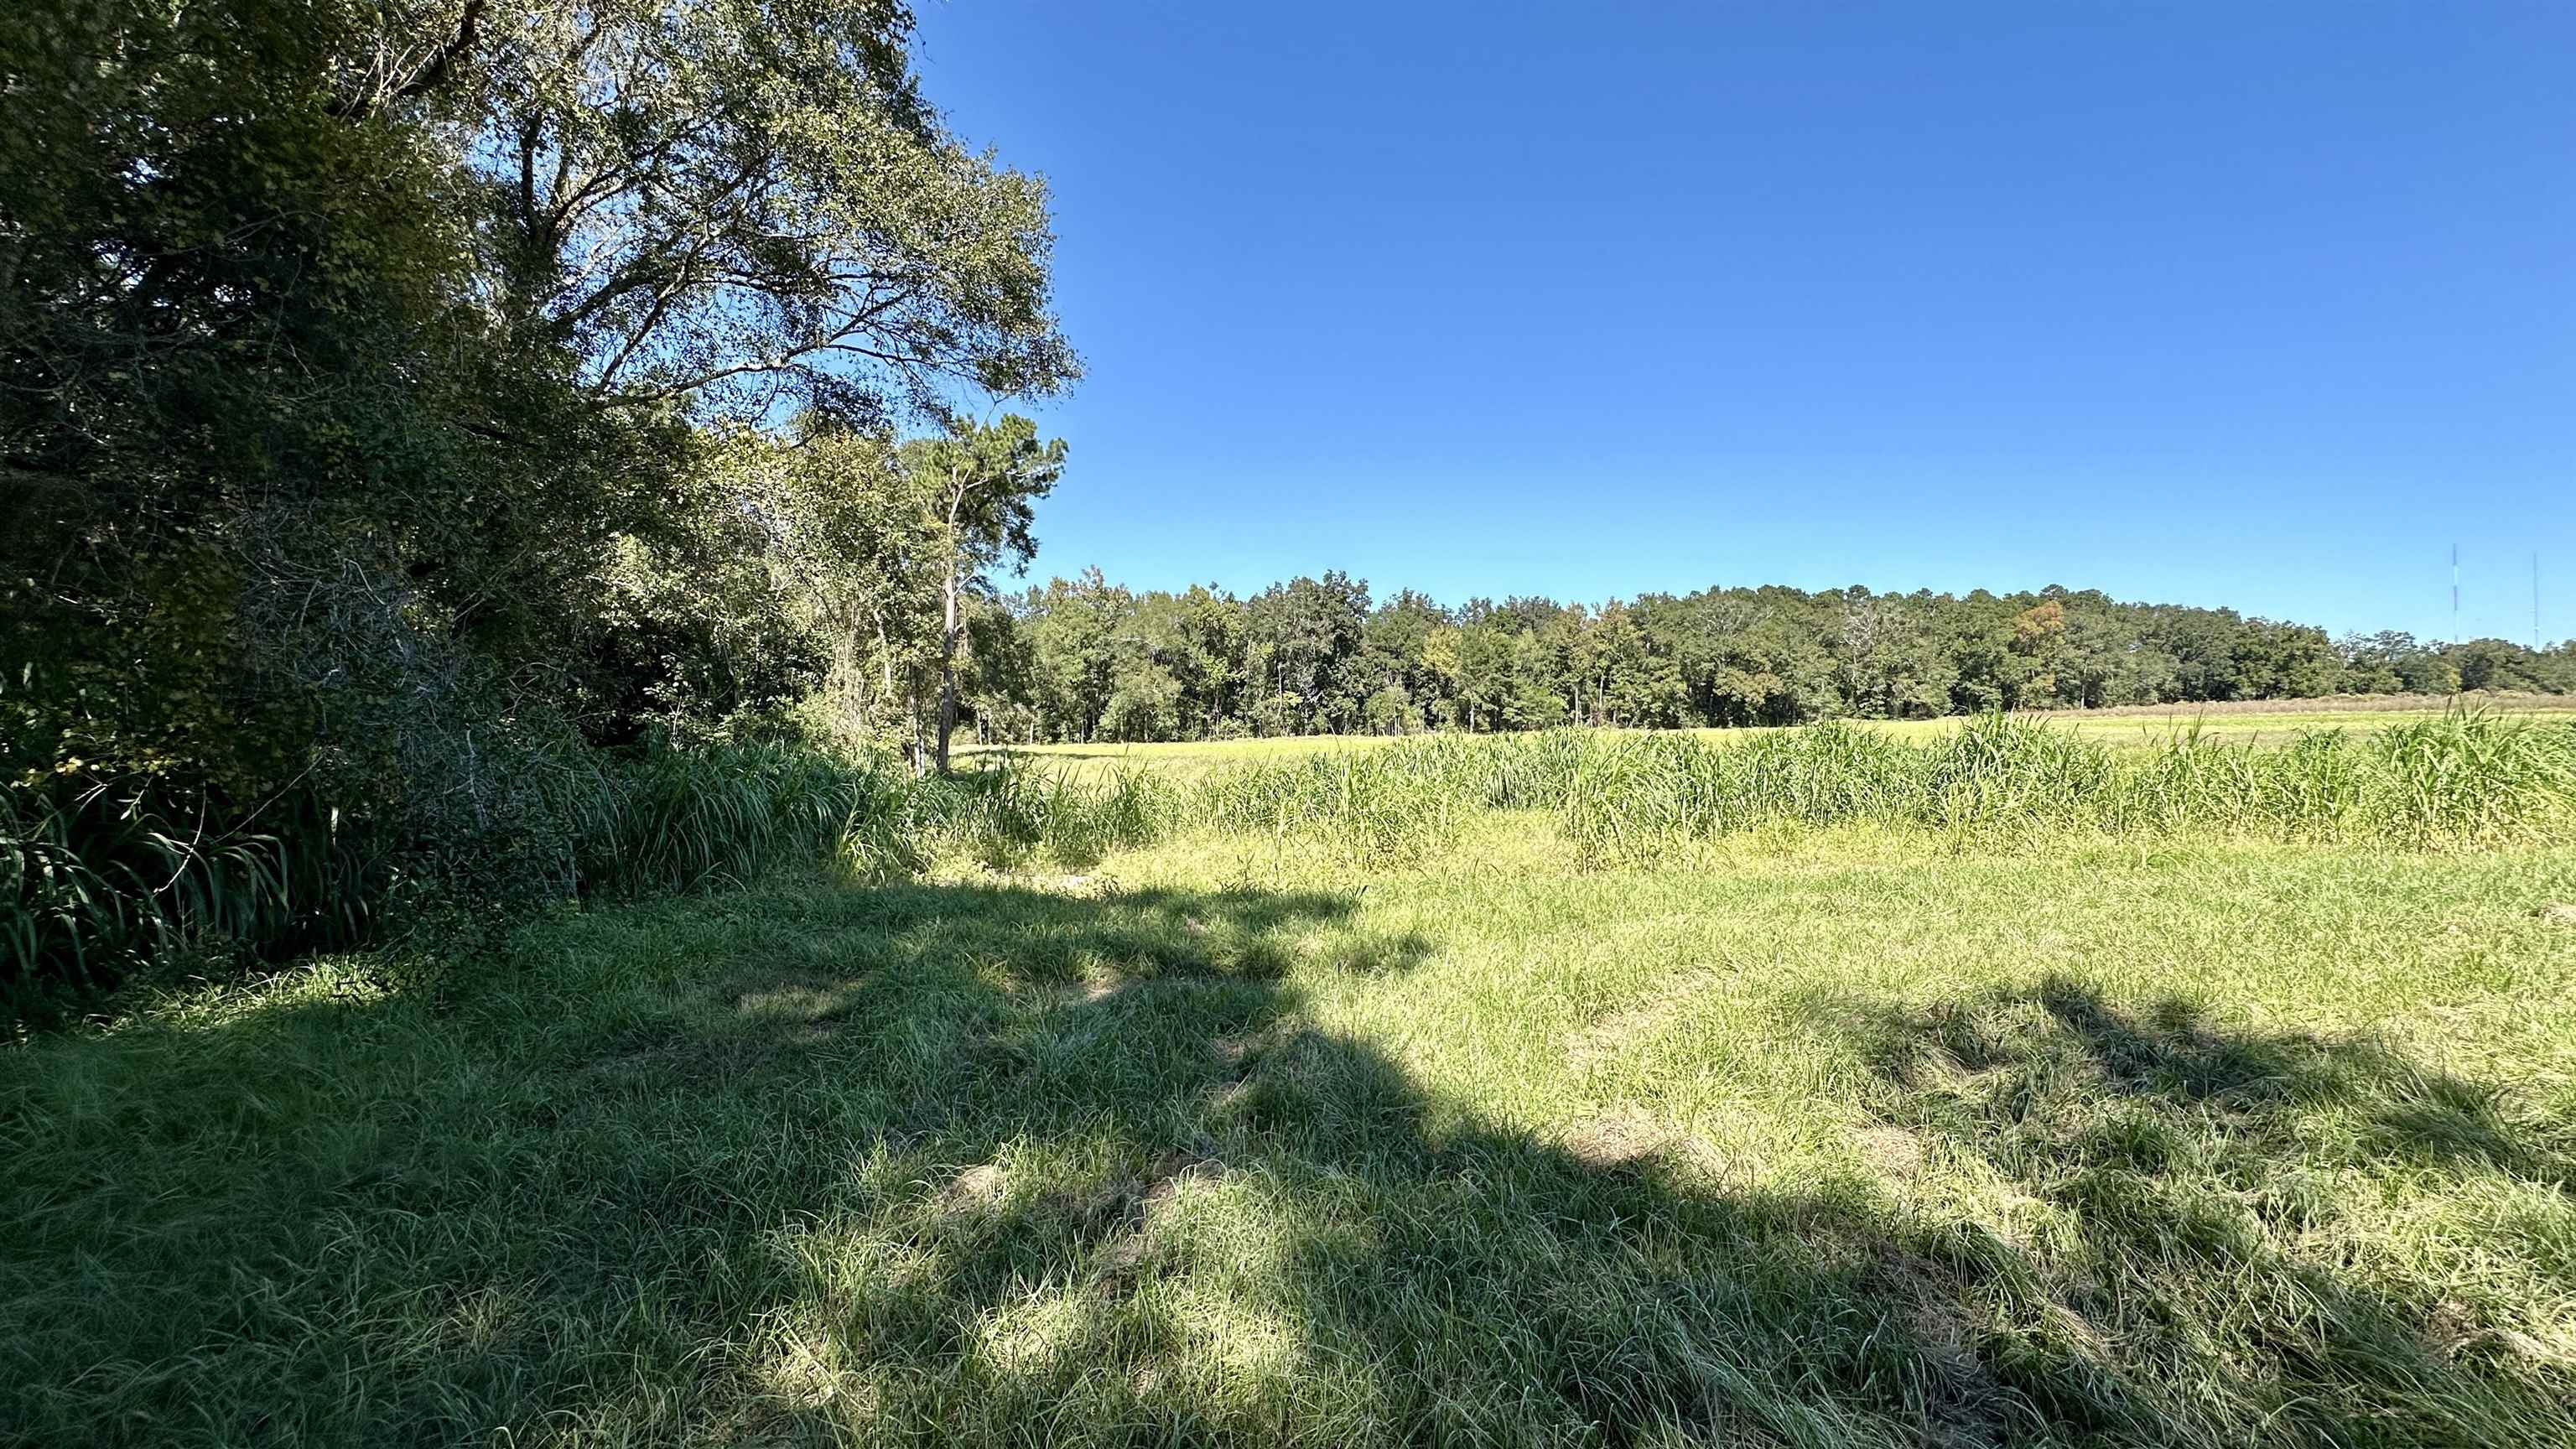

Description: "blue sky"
911 2 2573 643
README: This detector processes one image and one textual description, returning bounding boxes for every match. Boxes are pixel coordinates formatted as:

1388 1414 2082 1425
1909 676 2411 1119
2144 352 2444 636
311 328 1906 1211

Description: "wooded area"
954 574 2574 745
3 0 1078 975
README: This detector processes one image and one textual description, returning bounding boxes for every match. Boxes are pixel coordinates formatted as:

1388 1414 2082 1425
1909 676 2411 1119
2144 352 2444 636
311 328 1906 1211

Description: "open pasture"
10 714 2576 1446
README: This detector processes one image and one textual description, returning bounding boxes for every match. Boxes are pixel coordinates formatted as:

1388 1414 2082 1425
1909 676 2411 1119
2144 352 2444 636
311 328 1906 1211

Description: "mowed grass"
8 815 2576 1445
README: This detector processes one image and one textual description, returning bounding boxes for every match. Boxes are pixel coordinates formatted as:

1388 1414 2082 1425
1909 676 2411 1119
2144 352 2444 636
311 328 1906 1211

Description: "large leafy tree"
1246 573 1372 734
2 0 1080 942
677 423 925 750
3 0 615 792
1171 584 1249 735
3 0 1078 771
1026 569 1130 743
459 0 1075 428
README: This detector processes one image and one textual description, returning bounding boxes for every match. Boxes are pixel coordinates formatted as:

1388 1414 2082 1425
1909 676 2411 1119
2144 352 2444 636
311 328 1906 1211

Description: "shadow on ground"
4 884 2573 1446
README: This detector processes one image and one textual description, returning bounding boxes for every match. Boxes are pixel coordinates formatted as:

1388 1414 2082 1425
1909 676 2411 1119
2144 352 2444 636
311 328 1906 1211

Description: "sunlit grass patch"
8 817 2576 1444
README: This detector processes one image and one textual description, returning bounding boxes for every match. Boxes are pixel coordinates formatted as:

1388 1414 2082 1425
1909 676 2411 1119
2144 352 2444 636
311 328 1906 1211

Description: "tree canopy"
3 0 1073 921
949 575 2573 745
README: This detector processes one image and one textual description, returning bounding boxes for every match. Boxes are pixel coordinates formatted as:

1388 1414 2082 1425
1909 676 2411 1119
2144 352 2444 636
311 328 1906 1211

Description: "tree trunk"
908 664 928 777
933 562 960 772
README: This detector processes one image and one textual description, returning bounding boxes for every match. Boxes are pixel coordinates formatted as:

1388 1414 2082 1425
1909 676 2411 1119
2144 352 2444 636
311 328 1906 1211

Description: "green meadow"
11 713 2576 1446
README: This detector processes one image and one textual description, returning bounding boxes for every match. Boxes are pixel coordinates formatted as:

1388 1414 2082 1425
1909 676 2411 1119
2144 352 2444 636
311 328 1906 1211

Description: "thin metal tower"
2452 544 2460 645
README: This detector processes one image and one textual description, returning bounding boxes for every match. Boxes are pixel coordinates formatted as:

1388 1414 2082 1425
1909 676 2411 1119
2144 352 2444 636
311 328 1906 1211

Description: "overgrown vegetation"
3 0 1078 997
18 709 2575 1009
0 744 1130 1010
1177 709 2576 863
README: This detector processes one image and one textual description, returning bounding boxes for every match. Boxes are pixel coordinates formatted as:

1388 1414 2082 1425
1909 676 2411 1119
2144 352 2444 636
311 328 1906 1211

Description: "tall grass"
917 756 1180 871
4 740 1210 1006
9 744 934 1005
17 710 2571 1006
1171 711 2576 863
1190 729 1603 860
571 743 917 896
3 776 374 1005
1555 710 2576 860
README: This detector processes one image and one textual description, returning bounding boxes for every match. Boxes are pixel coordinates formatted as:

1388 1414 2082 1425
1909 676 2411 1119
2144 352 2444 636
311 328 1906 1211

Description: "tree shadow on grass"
1846 976 2576 1446
1877 976 2576 1181
7 886 2576 1446
719 925 2576 1446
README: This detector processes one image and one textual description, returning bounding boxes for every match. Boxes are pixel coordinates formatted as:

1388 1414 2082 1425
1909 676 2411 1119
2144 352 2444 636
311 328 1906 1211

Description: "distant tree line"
933 574 2576 744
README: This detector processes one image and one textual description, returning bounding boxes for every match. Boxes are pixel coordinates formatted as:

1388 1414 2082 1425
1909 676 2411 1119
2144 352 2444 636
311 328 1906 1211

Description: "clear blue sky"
911 2 2573 643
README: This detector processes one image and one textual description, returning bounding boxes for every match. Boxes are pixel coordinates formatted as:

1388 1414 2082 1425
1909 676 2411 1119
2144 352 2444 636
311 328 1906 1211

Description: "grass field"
967 693 2576 781
9 740 2576 1446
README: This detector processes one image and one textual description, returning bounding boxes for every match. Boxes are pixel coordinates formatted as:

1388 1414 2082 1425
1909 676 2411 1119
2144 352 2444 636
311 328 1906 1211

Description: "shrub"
3 776 372 1010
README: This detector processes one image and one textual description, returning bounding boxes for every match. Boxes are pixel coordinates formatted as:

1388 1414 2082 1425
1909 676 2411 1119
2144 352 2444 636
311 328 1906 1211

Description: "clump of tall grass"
1165 710 2576 865
8 741 978 1005
5 739 1201 1005
2367 710 2576 843
573 742 918 897
919 758 1182 871
1427 729 1594 810
1561 722 1929 854
1917 714 2123 841
1197 741 1495 860
3 776 374 1006
1555 709 2576 860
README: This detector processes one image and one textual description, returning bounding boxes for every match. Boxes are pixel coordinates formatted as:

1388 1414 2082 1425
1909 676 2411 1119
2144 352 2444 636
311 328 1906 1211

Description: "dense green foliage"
2 0 1075 995
963 574 2575 743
